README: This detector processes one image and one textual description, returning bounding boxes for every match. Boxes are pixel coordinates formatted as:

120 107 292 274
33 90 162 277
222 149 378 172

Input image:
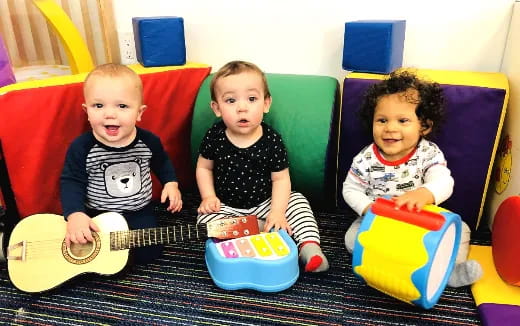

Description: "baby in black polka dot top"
195 60 329 272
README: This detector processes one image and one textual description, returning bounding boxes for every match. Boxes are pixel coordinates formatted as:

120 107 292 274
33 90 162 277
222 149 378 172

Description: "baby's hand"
264 212 293 235
198 196 221 214
392 188 435 212
161 182 183 212
65 212 100 248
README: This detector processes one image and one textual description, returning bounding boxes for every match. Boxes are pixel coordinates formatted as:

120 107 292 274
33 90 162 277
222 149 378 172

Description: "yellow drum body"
352 198 462 309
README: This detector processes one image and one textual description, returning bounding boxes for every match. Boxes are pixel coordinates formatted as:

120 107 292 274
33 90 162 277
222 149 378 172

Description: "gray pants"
197 191 320 246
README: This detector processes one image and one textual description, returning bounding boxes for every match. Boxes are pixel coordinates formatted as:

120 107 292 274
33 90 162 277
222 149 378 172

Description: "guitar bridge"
7 241 27 261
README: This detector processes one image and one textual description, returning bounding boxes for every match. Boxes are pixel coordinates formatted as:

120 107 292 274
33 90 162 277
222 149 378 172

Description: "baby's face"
210 71 271 143
372 91 429 162
83 75 145 148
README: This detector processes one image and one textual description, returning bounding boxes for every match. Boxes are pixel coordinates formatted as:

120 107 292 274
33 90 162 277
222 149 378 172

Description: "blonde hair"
83 63 143 102
210 60 271 101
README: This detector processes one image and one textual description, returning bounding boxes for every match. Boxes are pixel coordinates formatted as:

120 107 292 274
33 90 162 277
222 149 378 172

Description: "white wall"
112 0 514 82
486 1 520 228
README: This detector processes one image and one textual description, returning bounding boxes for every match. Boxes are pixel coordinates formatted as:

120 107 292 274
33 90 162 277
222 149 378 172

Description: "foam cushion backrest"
191 73 339 206
337 70 508 230
0 63 210 218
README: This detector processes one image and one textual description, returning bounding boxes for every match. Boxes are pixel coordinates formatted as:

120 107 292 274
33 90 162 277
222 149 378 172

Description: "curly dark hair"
358 70 445 138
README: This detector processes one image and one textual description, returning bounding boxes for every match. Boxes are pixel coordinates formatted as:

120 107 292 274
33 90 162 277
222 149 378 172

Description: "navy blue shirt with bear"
60 127 176 217
199 121 289 208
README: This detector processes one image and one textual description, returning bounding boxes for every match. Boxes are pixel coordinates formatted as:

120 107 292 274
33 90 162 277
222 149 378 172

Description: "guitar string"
18 225 202 247
15 224 207 259
12 217 245 255
17 234 109 259
12 217 257 259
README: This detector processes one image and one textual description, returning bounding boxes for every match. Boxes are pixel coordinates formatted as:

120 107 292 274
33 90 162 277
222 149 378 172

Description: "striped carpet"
0 194 484 325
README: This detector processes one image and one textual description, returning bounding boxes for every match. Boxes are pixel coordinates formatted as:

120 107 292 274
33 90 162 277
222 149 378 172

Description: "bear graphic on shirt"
101 160 142 197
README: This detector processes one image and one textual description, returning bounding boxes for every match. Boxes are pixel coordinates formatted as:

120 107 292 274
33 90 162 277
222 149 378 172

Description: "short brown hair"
83 63 143 102
210 60 271 101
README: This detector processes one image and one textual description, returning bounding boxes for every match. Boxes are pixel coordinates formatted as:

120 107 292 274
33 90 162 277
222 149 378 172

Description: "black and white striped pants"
197 191 321 246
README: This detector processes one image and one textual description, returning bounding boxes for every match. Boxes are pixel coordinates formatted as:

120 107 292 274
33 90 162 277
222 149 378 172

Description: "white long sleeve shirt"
342 139 454 216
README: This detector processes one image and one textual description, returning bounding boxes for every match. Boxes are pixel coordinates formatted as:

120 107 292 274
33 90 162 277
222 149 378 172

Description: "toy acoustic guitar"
7 212 259 293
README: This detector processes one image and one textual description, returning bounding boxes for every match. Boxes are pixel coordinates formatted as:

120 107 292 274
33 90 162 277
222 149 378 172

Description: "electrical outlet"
119 32 137 65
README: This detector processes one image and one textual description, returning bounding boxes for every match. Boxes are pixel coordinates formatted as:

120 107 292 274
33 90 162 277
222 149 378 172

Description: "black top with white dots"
199 121 289 208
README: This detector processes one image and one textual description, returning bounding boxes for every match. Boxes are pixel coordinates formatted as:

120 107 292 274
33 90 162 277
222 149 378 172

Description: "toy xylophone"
205 230 299 292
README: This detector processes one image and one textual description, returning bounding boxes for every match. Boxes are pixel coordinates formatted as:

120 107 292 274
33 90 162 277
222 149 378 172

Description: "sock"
447 259 483 287
299 242 329 272
345 217 362 254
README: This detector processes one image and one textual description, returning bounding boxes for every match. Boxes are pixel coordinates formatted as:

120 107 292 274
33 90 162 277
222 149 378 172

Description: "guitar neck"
110 223 208 250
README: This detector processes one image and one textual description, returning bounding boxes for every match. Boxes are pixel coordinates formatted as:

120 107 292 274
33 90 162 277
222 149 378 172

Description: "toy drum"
352 198 462 309
205 230 299 292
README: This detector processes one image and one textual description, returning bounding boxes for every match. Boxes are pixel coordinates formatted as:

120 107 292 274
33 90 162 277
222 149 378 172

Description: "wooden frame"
0 0 121 68
97 0 120 63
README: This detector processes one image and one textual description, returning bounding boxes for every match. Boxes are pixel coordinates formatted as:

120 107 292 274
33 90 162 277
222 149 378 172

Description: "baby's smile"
105 125 120 135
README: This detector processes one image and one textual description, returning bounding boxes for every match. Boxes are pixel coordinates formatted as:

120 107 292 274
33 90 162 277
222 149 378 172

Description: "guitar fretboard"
110 223 207 250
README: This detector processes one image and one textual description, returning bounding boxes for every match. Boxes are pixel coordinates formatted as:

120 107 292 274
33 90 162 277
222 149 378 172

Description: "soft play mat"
469 245 520 326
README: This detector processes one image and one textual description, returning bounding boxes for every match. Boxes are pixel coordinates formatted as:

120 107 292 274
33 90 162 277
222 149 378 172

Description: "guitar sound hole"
69 242 94 259
61 232 102 265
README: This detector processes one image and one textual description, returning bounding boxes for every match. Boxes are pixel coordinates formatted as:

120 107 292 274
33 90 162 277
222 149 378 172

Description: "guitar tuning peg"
232 230 238 236
221 231 227 236
231 219 237 224
243 229 250 235
241 217 247 223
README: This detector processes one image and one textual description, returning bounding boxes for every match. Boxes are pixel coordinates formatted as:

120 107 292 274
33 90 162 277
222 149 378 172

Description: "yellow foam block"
347 69 508 89
468 245 520 306
0 63 210 95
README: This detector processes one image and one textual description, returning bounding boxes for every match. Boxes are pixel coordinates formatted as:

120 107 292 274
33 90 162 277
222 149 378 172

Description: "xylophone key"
235 238 255 257
250 235 273 257
265 233 289 256
220 241 239 258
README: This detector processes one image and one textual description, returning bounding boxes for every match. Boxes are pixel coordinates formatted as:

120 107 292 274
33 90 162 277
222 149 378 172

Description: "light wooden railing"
0 0 119 68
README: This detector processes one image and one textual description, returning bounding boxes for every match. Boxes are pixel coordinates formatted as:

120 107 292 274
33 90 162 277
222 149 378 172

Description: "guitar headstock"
206 215 260 239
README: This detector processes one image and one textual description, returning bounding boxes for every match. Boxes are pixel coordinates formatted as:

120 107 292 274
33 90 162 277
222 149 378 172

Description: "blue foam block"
132 16 186 67
342 20 406 73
